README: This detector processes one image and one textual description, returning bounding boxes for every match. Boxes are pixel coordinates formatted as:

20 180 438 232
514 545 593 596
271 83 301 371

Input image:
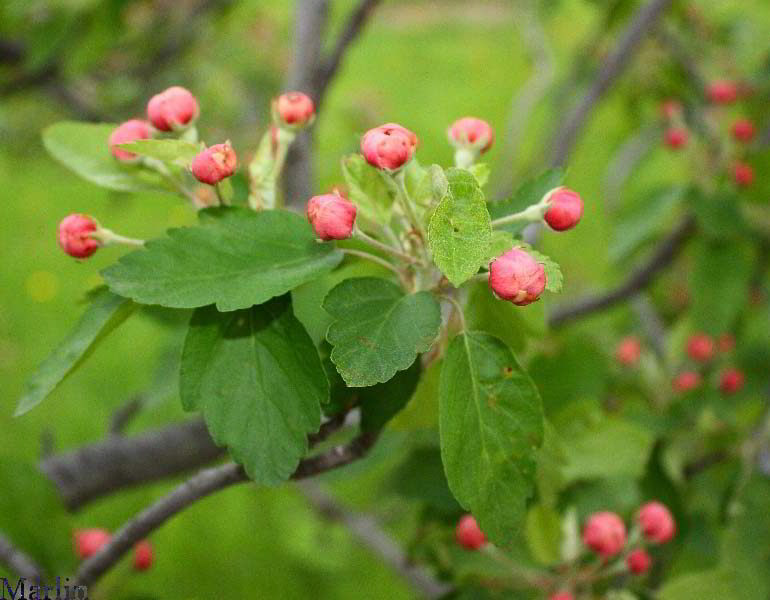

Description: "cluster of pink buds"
361 123 418 171
488 248 547 306
454 514 487 550
74 529 153 571
672 333 744 395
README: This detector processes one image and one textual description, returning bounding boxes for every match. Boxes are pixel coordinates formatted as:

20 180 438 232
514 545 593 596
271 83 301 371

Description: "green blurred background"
2 0 769 597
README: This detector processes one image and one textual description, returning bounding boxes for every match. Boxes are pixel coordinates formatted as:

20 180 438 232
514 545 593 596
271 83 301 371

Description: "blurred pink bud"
306 193 357 241
616 336 642 366
673 371 701 393
544 187 584 231
638 501 676 544
550 593 574 600
719 368 745 395
664 127 689 150
147 86 199 131
447 117 495 153
488 248 546 306
108 119 152 162
732 119 756 143
191 143 237 185
733 162 754 187
361 123 418 170
133 540 153 571
583 512 627 558
660 99 682 120
455 514 486 550
626 548 652 574
58 214 100 259
74 529 111 559
687 333 714 362
706 80 738 105
274 91 315 127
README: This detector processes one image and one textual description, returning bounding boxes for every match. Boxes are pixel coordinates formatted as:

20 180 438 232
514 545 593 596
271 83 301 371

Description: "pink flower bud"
626 548 652 574
664 127 689 150
616 336 642 367
147 86 199 132
582 512 627 558
707 80 738 105
550 592 574 600
717 333 735 353
732 119 756 143
108 119 152 162
488 248 546 306
360 123 418 171
719 368 745 395
74 528 111 559
448 117 495 153
274 91 315 127
638 501 676 544
673 371 701 393
660 99 682 120
544 187 584 231
191 143 237 185
733 162 754 188
58 214 101 259
687 333 714 362
133 540 154 571
455 514 486 550
306 193 357 241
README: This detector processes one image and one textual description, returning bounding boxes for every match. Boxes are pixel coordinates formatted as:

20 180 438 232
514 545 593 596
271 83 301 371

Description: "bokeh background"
2 0 770 597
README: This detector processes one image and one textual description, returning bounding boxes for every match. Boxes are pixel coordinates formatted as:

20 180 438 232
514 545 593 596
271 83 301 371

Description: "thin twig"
109 397 144 435
0 532 46 581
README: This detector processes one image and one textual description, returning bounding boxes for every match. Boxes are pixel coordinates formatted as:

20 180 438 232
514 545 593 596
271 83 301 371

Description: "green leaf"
323 277 441 387
485 230 516 262
428 168 492 286
118 138 203 166
468 163 490 188
490 168 564 234
42 121 167 192
439 332 544 543
103 208 343 311
341 154 393 225
180 298 326 484
659 569 743 600
525 504 563 565
689 189 748 240
360 360 421 432
387 445 460 512
411 164 448 212
15 288 135 416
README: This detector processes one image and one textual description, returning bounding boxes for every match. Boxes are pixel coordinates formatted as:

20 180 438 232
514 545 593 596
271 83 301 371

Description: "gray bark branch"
0 532 46 581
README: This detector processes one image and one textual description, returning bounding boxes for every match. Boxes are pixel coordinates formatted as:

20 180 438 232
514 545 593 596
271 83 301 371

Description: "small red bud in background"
133 539 154 571
706 80 738 105
733 162 754 188
147 86 199 131
582 512 627 558
488 248 546 306
616 336 642 366
664 127 689 150
58 214 101 259
660 99 683 120
108 119 152 162
717 333 735 353
191 143 237 185
731 119 756 143
74 529 111 559
719 368 745 395
550 592 574 600
673 371 701 393
361 123 418 171
274 91 315 127
544 187 584 231
455 514 486 550
687 333 714 362
626 548 652 574
638 501 676 544
447 117 495 153
306 193 357 241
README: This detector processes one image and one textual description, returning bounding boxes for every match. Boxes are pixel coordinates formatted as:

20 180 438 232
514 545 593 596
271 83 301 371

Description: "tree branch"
548 214 696 328
74 430 378 587
0 532 46 581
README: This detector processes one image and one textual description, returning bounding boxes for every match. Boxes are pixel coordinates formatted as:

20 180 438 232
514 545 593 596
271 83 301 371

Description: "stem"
490 201 548 228
354 227 418 264
95 229 145 247
214 183 230 206
342 249 408 287
481 545 550 590
394 169 427 241
454 147 477 169
142 157 199 206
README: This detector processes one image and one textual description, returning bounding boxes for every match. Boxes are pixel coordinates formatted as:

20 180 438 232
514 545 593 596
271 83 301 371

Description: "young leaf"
180 297 326 484
341 154 393 225
359 360 421 432
439 331 544 544
468 163 490 188
103 208 343 311
323 277 441 387
489 168 565 234
428 168 492 286
42 122 168 192
15 288 135 416
117 138 203 166
411 164 448 211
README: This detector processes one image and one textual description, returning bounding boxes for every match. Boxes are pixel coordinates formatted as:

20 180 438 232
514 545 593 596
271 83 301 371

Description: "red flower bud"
447 117 495 153
626 548 652 574
147 86 199 132
582 512 627 558
717 333 735 353
544 187 584 231
733 162 754 188
638 501 676 544
274 91 315 127
74 529 111 559
660 99 682 120
108 119 152 162
719 368 745 395
133 540 154 571
550 592 574 600
616 336 642 367
687 333 714 362
732 119 756 143
672 371 700 393
360 123 418 171
488 248 546 306
306 193 357 241
664 127 689 150
706 80 738 105
455 514 486 550
191 143 237 185
58 214 100 259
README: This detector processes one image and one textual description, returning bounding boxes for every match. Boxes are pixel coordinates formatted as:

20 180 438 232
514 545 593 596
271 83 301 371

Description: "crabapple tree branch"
0 532 46 581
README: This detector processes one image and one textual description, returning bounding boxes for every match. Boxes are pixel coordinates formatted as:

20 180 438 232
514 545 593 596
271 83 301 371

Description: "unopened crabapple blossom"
543 187 584 231
732 119 756 143
455 514 487 550
74 528 111 559
616 336 642 366
447 117 495 153
637 501 676 544
550 592 574 600
664 127 689 150
274 91 315 127
58 214 101 259
582 512 627 558
133 539 154 571
660 99 682 120
108 119 152 162
191 143 237 185
733 162 754 187
146 86 199 131
706 80 738 105
306 193 357 241
626 548 652 574
687 333 714 362
488 248 546 306
361 123 418 170
719 368 745 395
673 371 701 393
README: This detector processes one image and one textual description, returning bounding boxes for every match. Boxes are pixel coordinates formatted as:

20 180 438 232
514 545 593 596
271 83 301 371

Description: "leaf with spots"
439 331 544 544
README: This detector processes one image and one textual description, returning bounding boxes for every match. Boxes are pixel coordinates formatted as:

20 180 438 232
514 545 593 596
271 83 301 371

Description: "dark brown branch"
74 431 377 587
0 532 46 581
548 214 696 328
